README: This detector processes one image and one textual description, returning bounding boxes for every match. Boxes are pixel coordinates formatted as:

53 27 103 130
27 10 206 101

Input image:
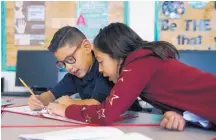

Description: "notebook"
20 126 152 140
2 106 136 124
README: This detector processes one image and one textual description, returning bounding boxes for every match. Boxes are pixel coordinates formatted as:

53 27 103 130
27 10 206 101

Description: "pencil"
18 77 35 96
18 78 46 109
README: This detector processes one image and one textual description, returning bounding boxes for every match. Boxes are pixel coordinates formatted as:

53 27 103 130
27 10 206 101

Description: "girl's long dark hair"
93 22 179 61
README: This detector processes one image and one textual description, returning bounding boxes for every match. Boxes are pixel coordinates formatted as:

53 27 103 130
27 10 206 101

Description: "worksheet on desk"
2 106 47 115
2 106 86 124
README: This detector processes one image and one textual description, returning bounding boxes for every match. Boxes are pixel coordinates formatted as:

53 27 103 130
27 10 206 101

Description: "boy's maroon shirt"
65 49 216 125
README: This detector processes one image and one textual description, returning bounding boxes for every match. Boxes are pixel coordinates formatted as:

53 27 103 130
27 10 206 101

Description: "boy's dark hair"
48 26 86 53
94 22 179 60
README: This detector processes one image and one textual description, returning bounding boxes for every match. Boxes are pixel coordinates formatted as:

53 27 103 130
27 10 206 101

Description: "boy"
28 26 113 110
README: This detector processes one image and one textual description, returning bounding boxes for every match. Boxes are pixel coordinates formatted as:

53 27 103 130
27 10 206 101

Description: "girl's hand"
160 111 186 131
47 102 67 117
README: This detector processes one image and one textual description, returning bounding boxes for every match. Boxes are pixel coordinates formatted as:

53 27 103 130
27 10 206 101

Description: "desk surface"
1 97 216 140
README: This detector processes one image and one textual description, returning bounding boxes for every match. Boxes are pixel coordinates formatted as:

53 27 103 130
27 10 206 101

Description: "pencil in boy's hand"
19 77 46 109
18 77 35 96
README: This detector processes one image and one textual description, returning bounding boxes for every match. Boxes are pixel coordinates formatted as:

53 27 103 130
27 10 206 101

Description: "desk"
1 97 216 140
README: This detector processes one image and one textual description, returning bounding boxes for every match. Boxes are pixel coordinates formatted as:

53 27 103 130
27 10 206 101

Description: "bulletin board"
1 1 129 71
155 1 216 50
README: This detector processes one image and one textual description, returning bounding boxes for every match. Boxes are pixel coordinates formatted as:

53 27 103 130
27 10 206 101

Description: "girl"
47 23 216 131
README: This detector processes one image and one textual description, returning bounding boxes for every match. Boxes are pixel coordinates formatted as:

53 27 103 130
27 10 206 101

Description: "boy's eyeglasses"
56 41 83 69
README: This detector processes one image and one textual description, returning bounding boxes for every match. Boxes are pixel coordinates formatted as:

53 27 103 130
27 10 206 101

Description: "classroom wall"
1 1 155 92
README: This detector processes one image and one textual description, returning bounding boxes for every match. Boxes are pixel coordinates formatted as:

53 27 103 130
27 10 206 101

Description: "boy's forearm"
39 91 56 106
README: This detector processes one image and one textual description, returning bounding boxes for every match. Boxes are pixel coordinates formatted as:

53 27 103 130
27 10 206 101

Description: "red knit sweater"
65 49 216 125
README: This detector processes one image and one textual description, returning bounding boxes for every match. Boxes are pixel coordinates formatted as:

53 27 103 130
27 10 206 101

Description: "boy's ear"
82 39 92 54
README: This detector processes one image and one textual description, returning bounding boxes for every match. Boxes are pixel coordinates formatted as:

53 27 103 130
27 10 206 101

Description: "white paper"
15 34 30 45
102 132 152 140
20 126 124 140
42 113 86 124
27 5 45 21
3 106 86 124
3 106 47 115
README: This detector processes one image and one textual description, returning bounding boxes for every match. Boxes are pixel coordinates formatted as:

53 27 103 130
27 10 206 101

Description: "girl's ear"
117 58 124 73
119 58 124 65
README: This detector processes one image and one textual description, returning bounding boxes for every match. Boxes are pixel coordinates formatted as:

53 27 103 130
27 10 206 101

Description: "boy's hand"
47 103 67 117
57 96 74 106
28 95 44 111
160 111 186 131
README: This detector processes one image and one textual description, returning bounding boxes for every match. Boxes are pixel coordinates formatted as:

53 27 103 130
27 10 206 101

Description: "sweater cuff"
65 105 85 122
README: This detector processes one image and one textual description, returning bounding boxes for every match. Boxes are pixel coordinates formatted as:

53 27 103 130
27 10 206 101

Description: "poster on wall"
14 1 45 46
76 1 108 42
155 1 216 50
76 1 125 42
